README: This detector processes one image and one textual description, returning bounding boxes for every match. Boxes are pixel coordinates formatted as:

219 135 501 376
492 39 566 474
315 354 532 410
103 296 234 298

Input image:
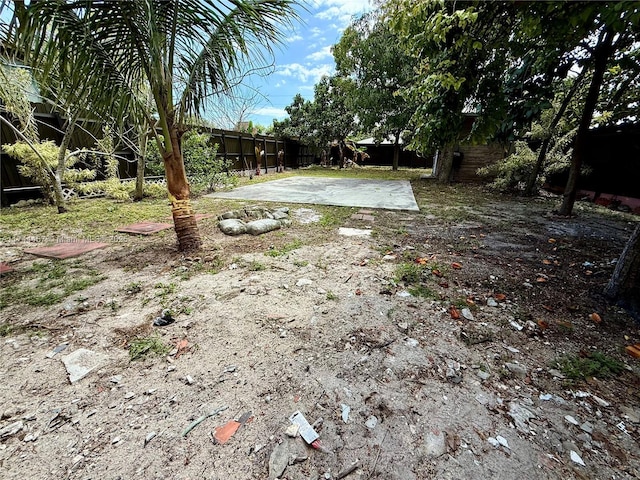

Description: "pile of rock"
218 205 292 236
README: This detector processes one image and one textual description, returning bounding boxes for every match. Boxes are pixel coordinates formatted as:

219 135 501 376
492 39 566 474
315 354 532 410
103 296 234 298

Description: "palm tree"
15 0 299 251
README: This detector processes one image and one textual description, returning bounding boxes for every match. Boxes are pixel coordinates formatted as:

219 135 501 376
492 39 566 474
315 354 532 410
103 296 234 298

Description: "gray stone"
477 370 491 381
505 362 527 378
61 348 107 383
269 441 291 480
423 430 447 457
219 210 242 219
0 420 23 438
461 308 475 321
580 422 594 434
218 218 247 235
338 227 371 237
487 297 498 307
272 210 289 221
296 278 313 287
246 219 281 235
508 402 536 433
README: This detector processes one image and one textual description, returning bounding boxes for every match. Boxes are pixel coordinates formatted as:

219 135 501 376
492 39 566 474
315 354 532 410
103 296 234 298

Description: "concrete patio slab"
206 176 419 211
117 221 173 235
24 242 109 260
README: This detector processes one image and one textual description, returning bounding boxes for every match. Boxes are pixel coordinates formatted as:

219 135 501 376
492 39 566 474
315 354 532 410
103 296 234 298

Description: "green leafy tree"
333 11 416 170
15 0 299 251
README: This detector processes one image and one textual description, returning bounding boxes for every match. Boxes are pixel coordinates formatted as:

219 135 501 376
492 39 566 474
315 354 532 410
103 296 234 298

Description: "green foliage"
0 66 38 142
2 141 96 202
478 141 537 192
74 178 167 201
129 335 170 361
248 261 267 271
326 291 338 301
556 352 624 380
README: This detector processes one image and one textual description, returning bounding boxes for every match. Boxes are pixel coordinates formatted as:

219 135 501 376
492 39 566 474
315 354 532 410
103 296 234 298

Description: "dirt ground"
1 182 639 480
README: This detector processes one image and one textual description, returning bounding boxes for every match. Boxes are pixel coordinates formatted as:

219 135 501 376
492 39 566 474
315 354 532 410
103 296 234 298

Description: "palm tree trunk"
165 120 202 252
558 28 614 216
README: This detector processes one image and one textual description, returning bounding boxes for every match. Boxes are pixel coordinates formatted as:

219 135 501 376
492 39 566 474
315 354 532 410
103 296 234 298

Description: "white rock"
496 435 510 449
338 227 371 237
341 404 350 423
487 297 498 307
570 450 586 466
285 424 300 438
296 278 313 287
61 348 107 383
565 415 580 426
365 416 378 429
461 308 474 321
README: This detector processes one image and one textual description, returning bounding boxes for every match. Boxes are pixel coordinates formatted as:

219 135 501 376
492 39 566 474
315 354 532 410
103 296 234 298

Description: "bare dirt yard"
1 173 639 480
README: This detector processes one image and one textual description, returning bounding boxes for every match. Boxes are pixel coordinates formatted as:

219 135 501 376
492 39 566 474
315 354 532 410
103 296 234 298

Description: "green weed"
265 239 303 257
249 261 267 271
326 291 338 301
394 262 428 284
556 352 624 380
129 335 170 361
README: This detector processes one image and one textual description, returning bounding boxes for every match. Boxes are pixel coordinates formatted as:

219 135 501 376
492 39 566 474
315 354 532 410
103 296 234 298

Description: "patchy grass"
265 239 303 257
1 198 171 243
129 335 171 361
0 260 105 309
556 352 624 380
326 291 338 301
248 261 267 271
394 262 428 284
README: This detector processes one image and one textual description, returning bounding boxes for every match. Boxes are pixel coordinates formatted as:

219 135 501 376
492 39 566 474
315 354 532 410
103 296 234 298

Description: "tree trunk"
54 117 77 213
165 119 202 252
524 70 585 196
558 28 614 216
392 132 400 171
134 128 147 201
604 223 640 322
436 144 454 183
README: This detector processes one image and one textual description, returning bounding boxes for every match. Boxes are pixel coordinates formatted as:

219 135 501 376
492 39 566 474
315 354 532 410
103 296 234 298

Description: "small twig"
336 459 360 479
344 273 353 283
181 405 228 437
371 338 397 349
368 429 388 480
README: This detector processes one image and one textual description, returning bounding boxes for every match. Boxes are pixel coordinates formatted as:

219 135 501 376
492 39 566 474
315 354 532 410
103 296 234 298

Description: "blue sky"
239 0 374 127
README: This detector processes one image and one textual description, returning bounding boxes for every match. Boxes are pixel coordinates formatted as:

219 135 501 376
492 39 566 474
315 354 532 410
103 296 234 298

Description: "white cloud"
306 46 332 62
310 27 323 38
312 0 373 23
277 63 334 84
286 34 303 43
253 106 288 119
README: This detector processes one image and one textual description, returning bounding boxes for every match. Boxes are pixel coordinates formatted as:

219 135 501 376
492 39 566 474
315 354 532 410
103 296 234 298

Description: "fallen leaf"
293 394 301 403
438 281 449 288
536 277 548 283
589 312 602 324
175 338 190 358
466 298 476 306
548 238 557 244
537 320 549 330
432 269 443 277
415 257 428 265
451 262 463 270
542 259 552 265
449 306 460 320
494 293 506 302
542 305 554 312
585 270 593 276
